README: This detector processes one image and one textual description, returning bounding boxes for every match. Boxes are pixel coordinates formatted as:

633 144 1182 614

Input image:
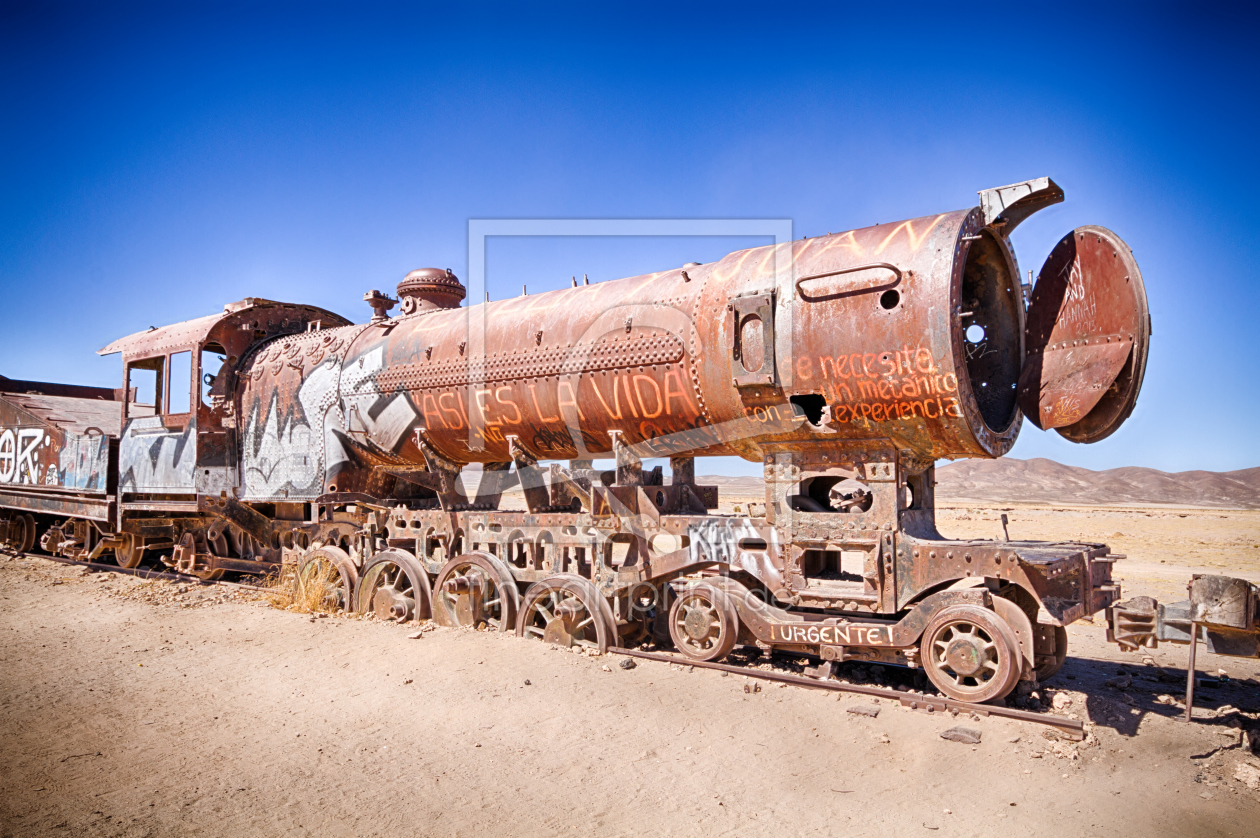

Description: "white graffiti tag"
0 429 47 484
0 429 14 482
243 359 341 498
686 517 784 590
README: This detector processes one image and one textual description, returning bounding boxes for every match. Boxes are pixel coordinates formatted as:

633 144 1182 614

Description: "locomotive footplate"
678 576 992 661
896 538 1120 627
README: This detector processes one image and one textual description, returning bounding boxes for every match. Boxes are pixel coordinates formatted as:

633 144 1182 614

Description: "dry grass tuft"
263 560 343 614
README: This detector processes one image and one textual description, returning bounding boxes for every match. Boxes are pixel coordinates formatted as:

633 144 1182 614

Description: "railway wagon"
0 177 1151 703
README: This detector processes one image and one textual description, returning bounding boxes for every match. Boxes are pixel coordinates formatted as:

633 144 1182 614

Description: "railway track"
10 550 270 591
611 647 1087 741
10 550 1085 740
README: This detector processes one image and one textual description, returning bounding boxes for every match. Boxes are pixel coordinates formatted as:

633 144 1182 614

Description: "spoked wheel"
668 581 740 662
114 533 144 569
356 549 432 623
432 552 519 631
1034 625 1069 681
920 605 1022 703
516 574 616 654
297 546 359 612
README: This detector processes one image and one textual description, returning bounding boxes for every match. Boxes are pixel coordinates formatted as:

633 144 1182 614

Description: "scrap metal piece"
978 177 1064 234
1107 595 1160 650
1190 574 1255 629
1108 574 1258 723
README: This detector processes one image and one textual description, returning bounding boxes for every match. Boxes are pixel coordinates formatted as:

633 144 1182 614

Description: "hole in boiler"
789 394 827 425
880 289 900 310
966 324 986 344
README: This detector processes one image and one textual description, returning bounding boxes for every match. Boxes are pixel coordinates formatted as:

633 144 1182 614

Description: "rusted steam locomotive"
0 177 1150 703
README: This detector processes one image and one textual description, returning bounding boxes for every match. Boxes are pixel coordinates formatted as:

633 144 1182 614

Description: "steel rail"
610 646 1085 741
12 551 271 591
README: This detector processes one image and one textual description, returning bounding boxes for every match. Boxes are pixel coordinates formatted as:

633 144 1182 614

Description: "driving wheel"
432 552 518 631
356 549 432 623
920 604 1022 703
516 574 616 654
297 545 359 612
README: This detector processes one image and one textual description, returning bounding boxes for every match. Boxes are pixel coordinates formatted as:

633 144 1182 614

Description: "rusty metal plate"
1018 226 1150 442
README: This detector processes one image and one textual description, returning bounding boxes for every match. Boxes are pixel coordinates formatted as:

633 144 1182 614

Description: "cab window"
200 344 226 408
168 351 192 415
126 358 163 418
126 352 193 417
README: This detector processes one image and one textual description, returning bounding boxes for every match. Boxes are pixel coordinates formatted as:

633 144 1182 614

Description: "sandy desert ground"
2 504 1258 838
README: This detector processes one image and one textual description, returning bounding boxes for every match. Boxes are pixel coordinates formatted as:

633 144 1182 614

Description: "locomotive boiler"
0 177 1151 703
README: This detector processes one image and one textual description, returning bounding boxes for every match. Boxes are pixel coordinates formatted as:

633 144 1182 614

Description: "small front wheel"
114 533 144 569
668 582 739 662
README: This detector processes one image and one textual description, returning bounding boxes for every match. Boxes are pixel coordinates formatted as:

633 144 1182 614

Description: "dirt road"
2 514 1258 837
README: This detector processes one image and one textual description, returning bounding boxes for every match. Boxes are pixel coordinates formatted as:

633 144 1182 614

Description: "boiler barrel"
348 206 1020 464
237 205 1024 499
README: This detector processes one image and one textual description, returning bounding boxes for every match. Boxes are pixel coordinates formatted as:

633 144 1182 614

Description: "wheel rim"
19 514 36 554
298 548 357 612
299 558 344 609
516 575 614 654
920 606 1020 702
115 533 143 569
677 596 722 652
933 623 1001 683
521 589 599 650
357 552 431 622
433 555 515 631
668 584 738 662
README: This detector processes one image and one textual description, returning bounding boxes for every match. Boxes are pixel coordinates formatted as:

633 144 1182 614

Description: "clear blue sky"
2 2 1256 476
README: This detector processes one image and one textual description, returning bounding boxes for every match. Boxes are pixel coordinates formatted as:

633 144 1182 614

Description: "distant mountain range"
698 458 1260 509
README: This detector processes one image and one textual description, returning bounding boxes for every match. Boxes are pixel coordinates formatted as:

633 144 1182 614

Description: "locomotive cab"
96 298 350 575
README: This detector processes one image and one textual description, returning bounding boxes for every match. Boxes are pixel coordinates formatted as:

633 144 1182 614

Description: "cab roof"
98 298 350 358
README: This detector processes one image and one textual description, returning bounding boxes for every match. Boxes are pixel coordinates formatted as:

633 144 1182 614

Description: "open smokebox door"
1017 226 1151 443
